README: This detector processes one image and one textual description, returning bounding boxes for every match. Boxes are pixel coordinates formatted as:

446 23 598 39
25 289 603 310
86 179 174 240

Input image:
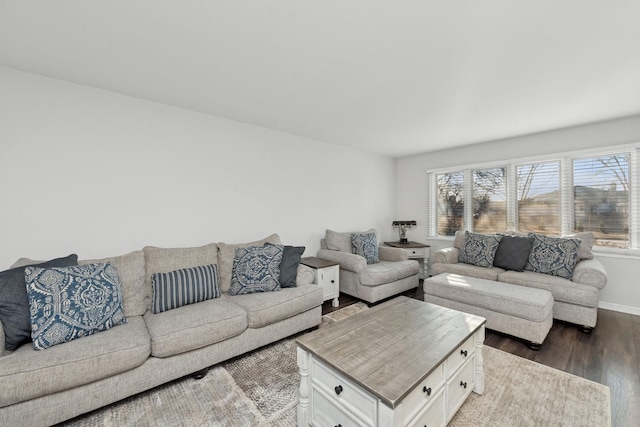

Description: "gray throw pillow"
493 235 534 271
0 254 78 351
266 243 305 288
458 231 502 268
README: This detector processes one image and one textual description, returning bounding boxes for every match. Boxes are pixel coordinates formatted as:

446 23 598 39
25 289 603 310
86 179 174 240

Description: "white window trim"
426 142 640 254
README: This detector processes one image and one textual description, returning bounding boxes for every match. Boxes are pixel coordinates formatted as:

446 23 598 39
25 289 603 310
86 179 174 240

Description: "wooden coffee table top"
296 297 485 408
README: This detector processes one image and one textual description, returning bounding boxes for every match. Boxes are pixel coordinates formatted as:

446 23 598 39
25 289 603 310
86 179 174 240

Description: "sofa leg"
192 368 209 380
580 325 594 334
527 341 542 351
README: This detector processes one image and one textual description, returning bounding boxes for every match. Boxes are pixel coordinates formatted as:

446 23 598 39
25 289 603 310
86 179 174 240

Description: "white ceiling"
2 1 640 158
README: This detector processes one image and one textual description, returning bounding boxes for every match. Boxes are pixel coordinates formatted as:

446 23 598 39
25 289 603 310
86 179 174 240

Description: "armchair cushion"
325 228 375 252
359 260 419 286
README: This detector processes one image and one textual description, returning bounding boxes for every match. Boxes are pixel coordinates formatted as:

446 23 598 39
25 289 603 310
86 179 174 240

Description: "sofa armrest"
317 249 367 273
378 246 409 262
572 258 607 289
296 263 315 285
433 247 460 264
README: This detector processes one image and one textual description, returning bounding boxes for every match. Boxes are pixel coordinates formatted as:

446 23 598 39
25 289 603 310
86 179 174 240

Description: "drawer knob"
335 425 342 427
335 385 343 395
331 280 335 283
423 386 432 396
460 380 467 389
460 349 468 357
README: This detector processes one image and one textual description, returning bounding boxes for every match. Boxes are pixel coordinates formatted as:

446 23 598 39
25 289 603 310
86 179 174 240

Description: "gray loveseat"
0 233 323 427
317 229 419 304
430 230 607 331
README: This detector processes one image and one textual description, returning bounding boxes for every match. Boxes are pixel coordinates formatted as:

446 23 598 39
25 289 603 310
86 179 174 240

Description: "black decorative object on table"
391 220 417 244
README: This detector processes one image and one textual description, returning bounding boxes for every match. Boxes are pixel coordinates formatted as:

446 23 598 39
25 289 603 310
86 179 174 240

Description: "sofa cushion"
0 316 149 408
493 235 534 272
218 234 281 293
151 263 221 314
498 270 600 308
564 232 595 260
81 250 147 317
431 262 505 281
424 273 553 322
227 284 323 328
351 232 379 264
228 245 283 296
25 263 127 350
525 234 581 279
459 231 502 268
0 254 78 352
143 243 219 309
325 228 376 253
359 260 419 286
143 298 247 358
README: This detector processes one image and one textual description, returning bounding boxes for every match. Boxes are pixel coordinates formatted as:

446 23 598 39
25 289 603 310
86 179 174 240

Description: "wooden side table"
384 241 430 279
300 257 340 307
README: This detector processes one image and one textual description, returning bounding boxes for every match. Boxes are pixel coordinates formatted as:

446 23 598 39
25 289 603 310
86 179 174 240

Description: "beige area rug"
61 302 610 427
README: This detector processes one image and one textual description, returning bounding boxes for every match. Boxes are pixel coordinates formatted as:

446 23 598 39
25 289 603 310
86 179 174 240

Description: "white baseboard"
598 301 640 316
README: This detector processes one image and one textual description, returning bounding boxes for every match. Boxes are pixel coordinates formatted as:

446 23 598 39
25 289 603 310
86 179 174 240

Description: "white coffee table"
296 297 486 427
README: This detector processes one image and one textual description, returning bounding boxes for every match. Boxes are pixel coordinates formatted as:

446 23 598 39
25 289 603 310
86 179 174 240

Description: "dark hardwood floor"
322 287 640 427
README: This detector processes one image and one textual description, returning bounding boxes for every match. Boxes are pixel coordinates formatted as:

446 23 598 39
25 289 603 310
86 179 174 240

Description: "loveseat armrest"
296 263 315 285
433 247 460 264
378 246 409 262
317 249 367 273
572 258 607 289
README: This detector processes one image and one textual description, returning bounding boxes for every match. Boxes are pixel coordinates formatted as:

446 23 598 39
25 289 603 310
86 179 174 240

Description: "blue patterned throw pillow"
525 234 581 279
24 262 127 350
458 231 502 268
151 263 221 314
228 244 284 295
351 232 379 264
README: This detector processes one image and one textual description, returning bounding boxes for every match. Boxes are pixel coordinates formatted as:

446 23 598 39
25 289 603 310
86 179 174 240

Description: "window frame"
426 143 640 254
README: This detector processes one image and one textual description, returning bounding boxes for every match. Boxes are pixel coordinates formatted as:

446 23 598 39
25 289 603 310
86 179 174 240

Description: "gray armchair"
317 229 419 304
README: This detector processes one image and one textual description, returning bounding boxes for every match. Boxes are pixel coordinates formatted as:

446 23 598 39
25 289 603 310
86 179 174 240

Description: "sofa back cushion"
143 243 219 310
81 250 147 317
217 234 281 293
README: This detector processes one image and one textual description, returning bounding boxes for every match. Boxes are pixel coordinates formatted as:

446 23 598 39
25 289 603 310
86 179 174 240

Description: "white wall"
396 115 640 314
0 67 397 268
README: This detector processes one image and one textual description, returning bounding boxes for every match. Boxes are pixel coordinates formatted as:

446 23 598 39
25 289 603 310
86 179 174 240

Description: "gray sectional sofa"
0 233 323 427
429 230 608 331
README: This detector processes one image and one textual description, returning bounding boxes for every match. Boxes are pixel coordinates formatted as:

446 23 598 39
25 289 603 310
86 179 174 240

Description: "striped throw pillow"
151 264 220 314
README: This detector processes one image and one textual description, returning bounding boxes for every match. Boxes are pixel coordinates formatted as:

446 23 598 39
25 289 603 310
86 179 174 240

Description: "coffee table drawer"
446 357 475 420
401 365 445 423
446 335 475 375
405 388 446 427
311 387 365 427
311 357 377 425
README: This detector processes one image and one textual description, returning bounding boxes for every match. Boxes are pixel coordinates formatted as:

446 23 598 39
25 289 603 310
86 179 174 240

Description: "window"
517 162 560 235
428 147 637 250
436 172 463 236
473 167 506 233
573 155 629 248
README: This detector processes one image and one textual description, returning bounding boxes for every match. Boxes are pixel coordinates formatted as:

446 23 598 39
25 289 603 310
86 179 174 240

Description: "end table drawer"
407 247 426 258
401 365 445 422
312 357 377 425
